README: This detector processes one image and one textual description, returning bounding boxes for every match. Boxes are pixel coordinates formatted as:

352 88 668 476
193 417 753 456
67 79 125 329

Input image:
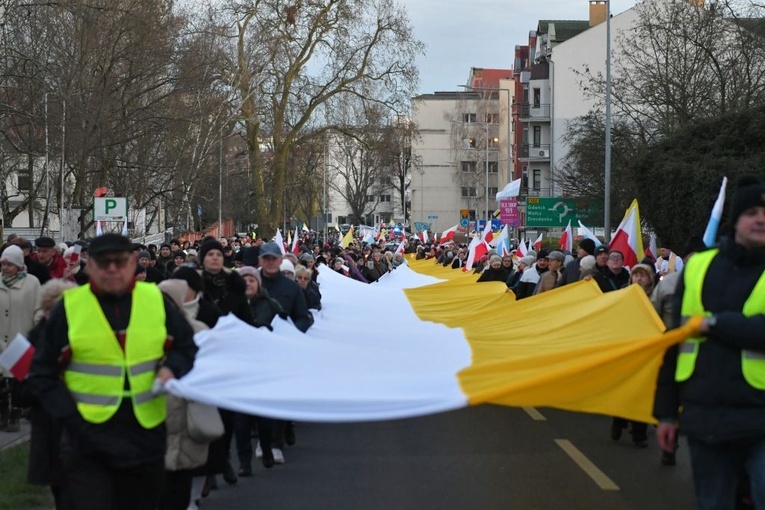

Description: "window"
489 137 500 149
17 171 30 193
380 194 391 203
522 166 529 188
533 126 541 147
488 187 498 197
461 138 477 149
380 176 392 185
461 161 476 173
532 169 542 190
533 88 541 107
523 87 529 103
461 187 477 197
463 113 476 123
522 127 529 144
487 162 498 173
485 113 499 124
365 195 374 202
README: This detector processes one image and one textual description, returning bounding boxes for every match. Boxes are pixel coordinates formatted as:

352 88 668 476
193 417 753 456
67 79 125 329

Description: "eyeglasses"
295 276 310 281
93 255 131 269
608 255 623 261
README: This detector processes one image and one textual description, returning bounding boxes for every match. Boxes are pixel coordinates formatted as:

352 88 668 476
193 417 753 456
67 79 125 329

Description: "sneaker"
285 422 296 446
272 448 285 464
255 441 263 459
660 450 676 466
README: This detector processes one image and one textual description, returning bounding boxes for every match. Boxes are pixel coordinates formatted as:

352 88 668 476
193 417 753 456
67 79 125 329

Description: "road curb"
0 431 31 452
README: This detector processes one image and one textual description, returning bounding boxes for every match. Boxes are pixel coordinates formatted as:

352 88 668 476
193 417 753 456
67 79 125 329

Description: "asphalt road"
199 405 696 510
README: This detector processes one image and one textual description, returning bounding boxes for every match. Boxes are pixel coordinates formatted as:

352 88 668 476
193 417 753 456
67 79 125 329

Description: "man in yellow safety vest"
654 176 765 508
29 234 197 510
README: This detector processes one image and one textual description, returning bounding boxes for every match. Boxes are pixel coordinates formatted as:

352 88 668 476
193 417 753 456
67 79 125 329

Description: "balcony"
518 144 551 161
519 187 551 199
513 102 551 121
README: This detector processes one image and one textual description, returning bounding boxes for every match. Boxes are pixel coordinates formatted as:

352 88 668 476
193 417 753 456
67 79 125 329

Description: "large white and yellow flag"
167 258 694 423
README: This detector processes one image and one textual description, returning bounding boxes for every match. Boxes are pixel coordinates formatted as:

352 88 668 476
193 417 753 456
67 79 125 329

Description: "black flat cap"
34 236 56 248
89 234 132 256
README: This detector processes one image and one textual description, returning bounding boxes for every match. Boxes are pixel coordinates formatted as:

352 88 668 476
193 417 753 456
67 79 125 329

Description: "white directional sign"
94 197 128 221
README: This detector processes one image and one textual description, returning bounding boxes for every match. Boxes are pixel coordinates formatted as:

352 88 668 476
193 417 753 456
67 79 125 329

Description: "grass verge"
0 443 53 510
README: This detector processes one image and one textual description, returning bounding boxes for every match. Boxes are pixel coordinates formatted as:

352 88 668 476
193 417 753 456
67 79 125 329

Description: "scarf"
2 271 26 288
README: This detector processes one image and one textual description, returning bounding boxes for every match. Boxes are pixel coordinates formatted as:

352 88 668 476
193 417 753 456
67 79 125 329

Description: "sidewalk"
0 420 31 452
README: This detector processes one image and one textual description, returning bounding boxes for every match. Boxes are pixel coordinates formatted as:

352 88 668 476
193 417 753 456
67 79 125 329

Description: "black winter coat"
200 268 255 326
477 266 510 283
654 239 765 443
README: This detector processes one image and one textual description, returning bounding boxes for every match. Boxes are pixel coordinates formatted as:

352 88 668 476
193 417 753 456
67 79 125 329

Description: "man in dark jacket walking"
654 176 765 509
258 242 313 333
558 239 596 287
28 234 197 510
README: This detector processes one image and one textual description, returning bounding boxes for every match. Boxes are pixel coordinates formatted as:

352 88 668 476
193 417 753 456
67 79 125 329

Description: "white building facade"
411 91 512 234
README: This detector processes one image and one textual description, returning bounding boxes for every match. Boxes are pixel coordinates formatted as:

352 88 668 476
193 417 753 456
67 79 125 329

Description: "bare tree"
217 0 423 238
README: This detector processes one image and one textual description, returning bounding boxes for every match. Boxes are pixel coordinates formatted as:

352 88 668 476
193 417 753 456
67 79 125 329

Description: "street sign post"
525 197 603 228
94 197 128 221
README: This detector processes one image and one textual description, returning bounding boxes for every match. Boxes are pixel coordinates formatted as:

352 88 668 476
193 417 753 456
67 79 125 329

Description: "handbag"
186 401 224 442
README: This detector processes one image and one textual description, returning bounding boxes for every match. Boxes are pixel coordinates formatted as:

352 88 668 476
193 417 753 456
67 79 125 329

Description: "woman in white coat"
0 245 40 432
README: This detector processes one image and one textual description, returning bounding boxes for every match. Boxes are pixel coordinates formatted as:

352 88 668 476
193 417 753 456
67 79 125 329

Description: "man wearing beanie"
654 175 765 506
559 238 597 287
156 243 174 278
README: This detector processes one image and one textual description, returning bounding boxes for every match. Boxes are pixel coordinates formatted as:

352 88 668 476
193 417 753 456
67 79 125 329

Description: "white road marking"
555 439 620 491
522 406 546 421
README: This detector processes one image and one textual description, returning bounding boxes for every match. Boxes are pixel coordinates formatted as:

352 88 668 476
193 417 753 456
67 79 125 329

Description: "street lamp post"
60 99 66 243
604 0 613 242
458 84 512 226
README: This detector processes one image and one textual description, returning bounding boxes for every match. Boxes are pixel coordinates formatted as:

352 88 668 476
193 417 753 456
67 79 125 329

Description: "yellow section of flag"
405 257 690 424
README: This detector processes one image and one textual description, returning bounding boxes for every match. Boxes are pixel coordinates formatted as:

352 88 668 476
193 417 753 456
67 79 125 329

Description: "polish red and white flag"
559 219 572 253
609 199 644 269
0 334 35 381
439 224 459 244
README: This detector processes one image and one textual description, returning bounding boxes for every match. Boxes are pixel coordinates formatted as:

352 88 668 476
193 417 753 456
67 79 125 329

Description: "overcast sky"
407 0 636 95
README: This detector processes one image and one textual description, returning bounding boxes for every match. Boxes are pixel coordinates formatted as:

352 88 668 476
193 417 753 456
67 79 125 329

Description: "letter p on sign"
94 197 127 221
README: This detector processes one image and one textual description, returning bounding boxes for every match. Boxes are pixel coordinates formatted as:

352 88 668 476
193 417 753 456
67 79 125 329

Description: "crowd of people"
0 176 763 509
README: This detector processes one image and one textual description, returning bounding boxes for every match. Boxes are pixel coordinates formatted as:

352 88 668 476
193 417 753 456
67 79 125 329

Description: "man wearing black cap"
28 234 197 510
156 243 173 277
559 238 596 287
654 176 765 507
31 236 67 279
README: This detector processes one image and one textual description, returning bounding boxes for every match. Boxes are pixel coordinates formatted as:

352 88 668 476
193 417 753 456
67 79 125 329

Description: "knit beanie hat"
173 250 186 260
1 245 26 269
520 255 536 267
578 238 596 256
729 175 765 229
236 266 262 284
199 240 224 262
171 266 203 293
137 250 151 261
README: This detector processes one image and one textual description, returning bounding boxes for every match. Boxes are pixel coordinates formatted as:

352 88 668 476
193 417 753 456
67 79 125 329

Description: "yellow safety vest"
63 282 167 428
676 249 765 389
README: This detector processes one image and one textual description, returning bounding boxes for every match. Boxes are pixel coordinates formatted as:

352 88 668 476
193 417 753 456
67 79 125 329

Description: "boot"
5 408 21 433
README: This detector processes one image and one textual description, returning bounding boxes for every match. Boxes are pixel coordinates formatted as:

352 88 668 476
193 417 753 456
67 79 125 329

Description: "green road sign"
525 197 603 227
